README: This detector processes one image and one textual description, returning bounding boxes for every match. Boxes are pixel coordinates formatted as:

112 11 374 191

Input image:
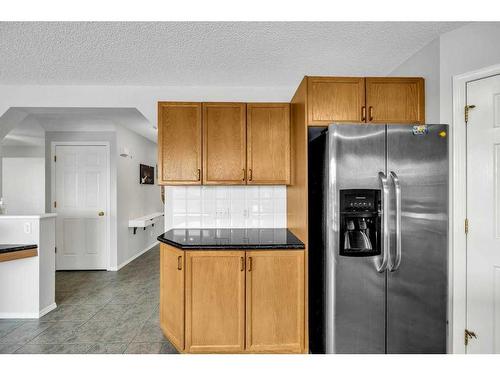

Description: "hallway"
0 245 177 354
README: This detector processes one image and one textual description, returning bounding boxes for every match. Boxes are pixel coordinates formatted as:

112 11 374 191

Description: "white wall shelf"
129 212 164 235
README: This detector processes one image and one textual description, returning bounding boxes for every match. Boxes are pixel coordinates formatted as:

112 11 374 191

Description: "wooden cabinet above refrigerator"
305 76 425 125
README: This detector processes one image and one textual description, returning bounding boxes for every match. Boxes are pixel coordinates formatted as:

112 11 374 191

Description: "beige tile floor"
0 245 178 354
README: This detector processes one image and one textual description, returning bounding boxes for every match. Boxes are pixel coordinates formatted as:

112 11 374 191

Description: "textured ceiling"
0 22 464 86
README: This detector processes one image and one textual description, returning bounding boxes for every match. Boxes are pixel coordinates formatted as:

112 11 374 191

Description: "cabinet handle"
242 168 246 181
369 106 374 122
361 106 366 122
249 169 253 181
197 169 201 181
240 256 245 271
248 257 252 272
177 256 182 270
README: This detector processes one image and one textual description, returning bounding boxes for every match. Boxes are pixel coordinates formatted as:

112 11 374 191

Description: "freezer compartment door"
386 124 448 354
327 124 387 353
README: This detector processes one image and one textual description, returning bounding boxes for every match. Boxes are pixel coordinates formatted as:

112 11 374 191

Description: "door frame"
452 63 500 353
50 141 112 271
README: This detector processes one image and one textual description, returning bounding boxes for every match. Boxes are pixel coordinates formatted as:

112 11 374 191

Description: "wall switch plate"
23 222 31 234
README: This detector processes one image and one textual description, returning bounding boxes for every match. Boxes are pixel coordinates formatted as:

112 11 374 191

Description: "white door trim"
50 141 112 270
451 63 500 353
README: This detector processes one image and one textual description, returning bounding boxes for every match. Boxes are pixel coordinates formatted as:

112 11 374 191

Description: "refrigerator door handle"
376 171 390 273
390 171 402 271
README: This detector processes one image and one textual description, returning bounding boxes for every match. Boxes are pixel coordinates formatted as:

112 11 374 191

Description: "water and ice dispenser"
339 189 381 257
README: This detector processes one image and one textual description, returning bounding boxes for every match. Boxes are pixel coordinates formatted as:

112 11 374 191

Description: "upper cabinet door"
203 103 247 184
307 77 366 125
157 102 202 185
247 103 291 185
365 77 425 124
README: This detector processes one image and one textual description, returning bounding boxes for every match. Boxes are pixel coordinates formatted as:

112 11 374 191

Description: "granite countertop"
0 244 38 254
157 228 305 250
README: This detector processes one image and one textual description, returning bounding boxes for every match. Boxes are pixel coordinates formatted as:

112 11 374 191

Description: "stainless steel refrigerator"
308 124 448 354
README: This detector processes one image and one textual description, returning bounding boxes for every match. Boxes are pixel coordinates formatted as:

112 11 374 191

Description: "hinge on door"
465 329 477 346
465 105 476 124
465 218 469 234
54 155 57 162
54 201 57 208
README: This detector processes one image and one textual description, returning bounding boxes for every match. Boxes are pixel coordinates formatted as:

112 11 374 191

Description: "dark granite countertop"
0 244 38 254
157 228 305 250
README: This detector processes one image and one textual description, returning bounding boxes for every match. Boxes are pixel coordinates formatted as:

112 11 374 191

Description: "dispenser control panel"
342 191 378 212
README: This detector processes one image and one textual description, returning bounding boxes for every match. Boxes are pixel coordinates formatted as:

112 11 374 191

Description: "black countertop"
0 244 38 254
157 228 305 250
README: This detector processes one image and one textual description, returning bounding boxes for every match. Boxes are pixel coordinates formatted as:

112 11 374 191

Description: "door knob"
98 211 105 216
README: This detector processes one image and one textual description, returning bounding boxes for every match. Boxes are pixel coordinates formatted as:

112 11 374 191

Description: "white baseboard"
0 302 58 319
38 302 57 318
0 312 38 319
108 241 159 271
0 312 36 319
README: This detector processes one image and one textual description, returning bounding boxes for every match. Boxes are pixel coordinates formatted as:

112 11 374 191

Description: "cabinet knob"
369 106 374 122
248 257 252 272
242 168 246 181
177 255 182 270
197 169 201 181
98 211 105 216
361 106 366 122
240 256 245 271
249 169 253 181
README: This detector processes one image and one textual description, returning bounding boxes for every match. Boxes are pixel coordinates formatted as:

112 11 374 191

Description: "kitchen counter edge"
157 229 305 250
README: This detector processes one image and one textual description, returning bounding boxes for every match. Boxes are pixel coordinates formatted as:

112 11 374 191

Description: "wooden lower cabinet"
185 251 246 353
159 245 306 353
245 251 305 353
159 244 185 351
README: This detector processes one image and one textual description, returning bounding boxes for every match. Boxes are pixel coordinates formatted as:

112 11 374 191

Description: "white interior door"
54 145 108 270
466 74 500 353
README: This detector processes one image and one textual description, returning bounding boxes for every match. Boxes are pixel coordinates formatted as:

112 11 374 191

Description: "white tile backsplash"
164 186 287 230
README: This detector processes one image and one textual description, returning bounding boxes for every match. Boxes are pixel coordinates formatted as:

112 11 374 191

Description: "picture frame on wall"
140 164 154 184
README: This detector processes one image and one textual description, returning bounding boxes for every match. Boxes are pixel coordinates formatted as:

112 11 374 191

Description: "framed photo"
140 164 154 185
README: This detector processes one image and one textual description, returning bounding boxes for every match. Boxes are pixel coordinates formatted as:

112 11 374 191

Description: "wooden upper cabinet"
157 102 202 185
245 250 305 353
203 103 246 184
365 77 425 124
159 244 185 351
185 251 246 353
307 77 366 125
247 103 290 185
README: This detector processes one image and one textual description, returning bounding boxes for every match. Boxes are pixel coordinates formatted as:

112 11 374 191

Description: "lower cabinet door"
185 250 246 353
246 250 305 353
159 244 185 351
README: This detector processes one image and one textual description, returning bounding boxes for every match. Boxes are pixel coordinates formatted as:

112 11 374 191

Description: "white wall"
1 158 45 215
0 85 293 139
116 126 163 268
164 186 286 230
389 37 441 123
0 216 56 318
439 22 500 126
1 145 45 158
